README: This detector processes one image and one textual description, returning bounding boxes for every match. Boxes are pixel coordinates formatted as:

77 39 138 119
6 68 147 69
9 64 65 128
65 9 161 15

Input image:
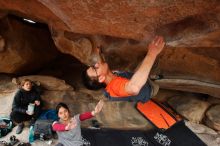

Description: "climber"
82 36 165 102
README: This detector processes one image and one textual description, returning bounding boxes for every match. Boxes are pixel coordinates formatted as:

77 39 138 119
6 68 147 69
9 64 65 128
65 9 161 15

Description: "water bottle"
29 125 35 143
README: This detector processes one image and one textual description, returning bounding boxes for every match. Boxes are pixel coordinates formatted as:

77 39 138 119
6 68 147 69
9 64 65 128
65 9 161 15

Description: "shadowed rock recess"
0 1 220 145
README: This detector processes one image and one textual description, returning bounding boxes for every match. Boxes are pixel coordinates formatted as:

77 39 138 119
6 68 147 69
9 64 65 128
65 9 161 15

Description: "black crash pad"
81 121 206 146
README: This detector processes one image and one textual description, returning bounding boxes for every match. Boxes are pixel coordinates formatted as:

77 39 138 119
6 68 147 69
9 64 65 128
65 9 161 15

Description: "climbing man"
83 36 165 102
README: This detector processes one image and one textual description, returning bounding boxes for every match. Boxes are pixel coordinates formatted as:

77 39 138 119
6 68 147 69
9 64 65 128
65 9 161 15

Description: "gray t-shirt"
56 114 83 146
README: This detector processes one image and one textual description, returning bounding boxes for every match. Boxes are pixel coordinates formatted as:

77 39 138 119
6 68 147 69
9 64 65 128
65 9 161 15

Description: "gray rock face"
0 75 17 116
167 94 210 123
185 121 218 135
205 105 220 131
0 92 15 117
185 121 220 146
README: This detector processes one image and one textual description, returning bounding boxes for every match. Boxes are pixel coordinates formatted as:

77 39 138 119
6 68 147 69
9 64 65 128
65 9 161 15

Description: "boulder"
167 94 210 123
0 92 16 117
0 75 17 93
185 121 218 135
185 121 220 146
205 104 220 131
0 74 153 130
13 75 74 91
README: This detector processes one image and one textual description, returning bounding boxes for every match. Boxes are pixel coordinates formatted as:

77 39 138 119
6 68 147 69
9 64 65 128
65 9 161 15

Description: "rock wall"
0 15 58 74
0 1 219 97
0 1 220 144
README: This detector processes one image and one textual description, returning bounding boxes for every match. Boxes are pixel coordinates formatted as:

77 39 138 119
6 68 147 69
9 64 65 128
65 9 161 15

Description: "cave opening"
0 14 87 88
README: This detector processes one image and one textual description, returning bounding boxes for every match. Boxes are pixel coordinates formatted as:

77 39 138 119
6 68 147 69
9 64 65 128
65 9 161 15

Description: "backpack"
38 109 58 121
0 117 13 138
33 119 54 140
32 109 58 141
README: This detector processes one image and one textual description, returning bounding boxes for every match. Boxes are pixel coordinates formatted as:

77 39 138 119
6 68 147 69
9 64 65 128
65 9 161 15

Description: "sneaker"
9 135 19 145
18 142 31 146
16 123 24 134
0 140 9 146
91 120 100 128
148 79 159 98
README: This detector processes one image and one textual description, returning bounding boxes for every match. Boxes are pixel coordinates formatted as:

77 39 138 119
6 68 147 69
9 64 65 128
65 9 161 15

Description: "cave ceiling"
0 0 220 97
